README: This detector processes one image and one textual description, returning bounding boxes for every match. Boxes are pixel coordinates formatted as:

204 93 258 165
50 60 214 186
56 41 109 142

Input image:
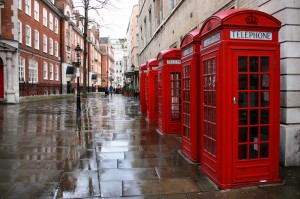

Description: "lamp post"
75 44 82 112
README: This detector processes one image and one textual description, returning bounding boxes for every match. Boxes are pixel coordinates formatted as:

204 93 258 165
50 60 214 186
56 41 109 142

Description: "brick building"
0 0 105 101
138 0 300 166
100 37 114 88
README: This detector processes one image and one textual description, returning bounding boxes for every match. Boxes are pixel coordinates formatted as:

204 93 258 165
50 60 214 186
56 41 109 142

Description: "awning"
91 74 98 80
66 66 74 75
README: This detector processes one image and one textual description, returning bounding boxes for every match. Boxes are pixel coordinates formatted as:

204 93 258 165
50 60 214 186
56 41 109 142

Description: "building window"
43 34 47 53
43 8 47 27
18 0 22 10
43 62 48 79
34 30 39 49
25 25 31 46
18 57 25 82
29 60 38 83
55 65 59 81
49 13 53 31
34 1 39 21
18 21 22 43
54 18 58 34
55 41 58 57
50 64 54 80
49 38 53 55
25 0 31 16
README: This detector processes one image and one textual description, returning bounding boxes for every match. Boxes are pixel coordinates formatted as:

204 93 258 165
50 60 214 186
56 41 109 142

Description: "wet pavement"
0 94 299 199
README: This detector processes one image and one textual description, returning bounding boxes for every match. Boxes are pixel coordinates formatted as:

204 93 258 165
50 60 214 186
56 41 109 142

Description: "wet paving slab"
0 94 300 198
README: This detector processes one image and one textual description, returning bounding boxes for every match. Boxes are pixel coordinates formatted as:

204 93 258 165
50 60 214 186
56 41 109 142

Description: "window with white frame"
43 8 47 27
55 65 59 81
25 25 31 46
18 57 25 82
43 34 47 53
49 13 53 30
18 21 22 43
55 41 58 57
34 1 39 21
49 38 53 55
54 18 58 34
18 0 22 10
29 59 38 83
34 30 39 49
25 0 31 16
43 62 48 79
50 64 54 80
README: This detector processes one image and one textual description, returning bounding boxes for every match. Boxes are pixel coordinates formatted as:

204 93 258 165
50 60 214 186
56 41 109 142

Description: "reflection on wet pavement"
0 94 299 198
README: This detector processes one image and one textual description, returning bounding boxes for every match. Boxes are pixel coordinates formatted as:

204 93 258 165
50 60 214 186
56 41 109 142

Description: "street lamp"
75 44 82 112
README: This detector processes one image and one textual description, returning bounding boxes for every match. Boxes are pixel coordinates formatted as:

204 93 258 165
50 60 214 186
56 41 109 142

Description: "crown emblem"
207 21 212 31
246 15 258 25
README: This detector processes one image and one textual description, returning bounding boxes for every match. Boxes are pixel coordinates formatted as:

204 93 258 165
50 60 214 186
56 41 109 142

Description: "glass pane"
238 127 248 143
207 92 211 105
239 75 248 90
203 60 207 74
239 92 248 107
260 143 269 158
238 145 248 160
250 92 258 107
238 56 247 72
208 59 211 74
207 123 211 137
204 137 208 150
212 141 216 156
204 122 208 136
261 92 269 107
212 59 216 73
261 75 269 90
261 109 269 124
212 92 216 106
250 74 259 90
250 127 258 142
212 76 216 90
239 110 248 125
250 144 258 159
204 92 207 104
260 57 269 72
260 126 269 141
250 56 258 72
212 125 216 139
250 110 258 124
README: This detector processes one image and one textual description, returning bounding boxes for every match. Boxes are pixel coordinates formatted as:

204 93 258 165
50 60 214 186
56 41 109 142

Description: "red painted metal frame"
156 48 182 135
199 9 281 189
0 59 3 99
139 63 147 114
146 58 159 122
180 29 201 163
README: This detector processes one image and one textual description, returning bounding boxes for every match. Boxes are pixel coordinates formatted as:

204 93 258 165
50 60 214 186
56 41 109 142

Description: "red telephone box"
146 58 159 122
156 48 182 135
139 63 147 114
180 29 201 162
199 9 281 189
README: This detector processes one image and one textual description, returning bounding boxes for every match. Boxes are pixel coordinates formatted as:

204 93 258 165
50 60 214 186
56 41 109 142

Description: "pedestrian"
109 85 113 95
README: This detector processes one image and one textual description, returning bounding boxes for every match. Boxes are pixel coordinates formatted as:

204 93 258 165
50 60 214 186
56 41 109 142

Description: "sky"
74 0 139 39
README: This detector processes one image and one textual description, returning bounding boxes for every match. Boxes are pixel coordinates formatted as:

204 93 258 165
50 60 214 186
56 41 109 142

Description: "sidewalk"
0 94 299 198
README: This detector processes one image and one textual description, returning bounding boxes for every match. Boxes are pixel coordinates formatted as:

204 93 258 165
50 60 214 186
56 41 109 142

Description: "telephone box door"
232 50 277 183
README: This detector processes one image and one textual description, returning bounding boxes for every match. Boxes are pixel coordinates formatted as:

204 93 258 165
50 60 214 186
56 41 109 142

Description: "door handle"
233 97 237 104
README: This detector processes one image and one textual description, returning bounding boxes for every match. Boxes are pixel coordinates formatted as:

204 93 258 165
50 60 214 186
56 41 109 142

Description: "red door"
201 53 217 178
0 59 4 99
232 50 276 183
